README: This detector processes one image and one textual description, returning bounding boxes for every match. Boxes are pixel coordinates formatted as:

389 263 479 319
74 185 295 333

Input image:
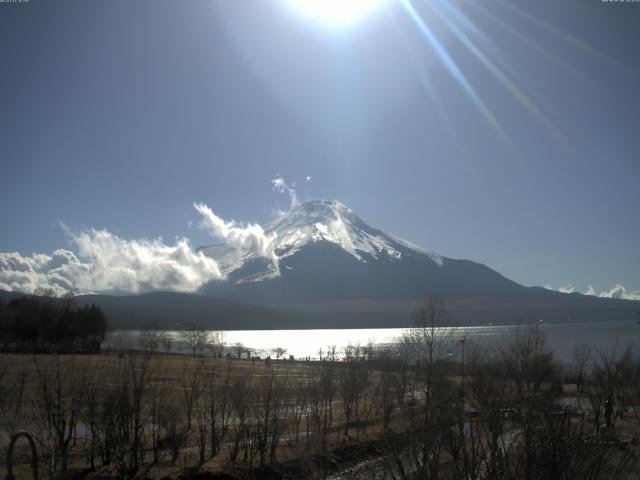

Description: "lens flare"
289 0 384 23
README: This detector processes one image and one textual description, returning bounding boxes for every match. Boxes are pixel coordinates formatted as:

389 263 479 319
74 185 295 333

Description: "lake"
106 319 640 364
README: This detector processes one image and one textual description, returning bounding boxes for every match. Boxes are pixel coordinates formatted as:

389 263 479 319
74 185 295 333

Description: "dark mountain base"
2 289 637 331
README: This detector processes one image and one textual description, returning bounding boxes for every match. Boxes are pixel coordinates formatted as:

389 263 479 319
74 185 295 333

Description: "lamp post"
459 337 466 405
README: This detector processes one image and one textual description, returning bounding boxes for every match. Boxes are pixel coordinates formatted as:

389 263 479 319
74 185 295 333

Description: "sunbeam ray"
428 0 576 155
496 0 632 72
465 1 600 89
399 0 511 147
386 5 464 161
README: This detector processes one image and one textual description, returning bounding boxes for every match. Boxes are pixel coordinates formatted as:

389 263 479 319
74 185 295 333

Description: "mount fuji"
4 200 634 329
199 200 521 301
195 200 638 326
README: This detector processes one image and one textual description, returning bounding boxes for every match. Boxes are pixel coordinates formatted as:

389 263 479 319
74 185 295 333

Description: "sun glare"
289 0 384 24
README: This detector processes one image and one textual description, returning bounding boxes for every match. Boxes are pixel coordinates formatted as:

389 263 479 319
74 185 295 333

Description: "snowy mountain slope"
266 200 444 265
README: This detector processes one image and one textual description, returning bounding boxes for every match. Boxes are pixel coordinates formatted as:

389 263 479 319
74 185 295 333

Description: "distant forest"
0 295 107 353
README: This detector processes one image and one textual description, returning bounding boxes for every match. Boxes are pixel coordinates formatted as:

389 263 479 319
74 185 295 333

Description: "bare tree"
158 397 186 463
78 359 108 470
138 329 162 353
272 346 287 360
204 362 233 458
291 373 308 443
339 343 369 440
0 361 27 436
207 331 226 358
228 375 251 463
252 368 289 465
375 352 401 431
160 332 174 356
571 343 592 387
181 324 212 357
403 295 454 415
148 361 169 464
180 359 203 431
33 356 78 477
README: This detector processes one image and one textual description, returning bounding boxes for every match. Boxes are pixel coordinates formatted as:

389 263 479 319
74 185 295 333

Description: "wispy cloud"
272 176 298 214
585 285 596 296
193 202 277 260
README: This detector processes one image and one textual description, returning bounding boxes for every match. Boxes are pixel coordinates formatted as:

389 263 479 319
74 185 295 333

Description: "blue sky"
0 0 639 295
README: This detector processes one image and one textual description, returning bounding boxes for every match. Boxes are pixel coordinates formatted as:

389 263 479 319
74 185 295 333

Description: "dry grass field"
2 323 640 479
0 350 394 479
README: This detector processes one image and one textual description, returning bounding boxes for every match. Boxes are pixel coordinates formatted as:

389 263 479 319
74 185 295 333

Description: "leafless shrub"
181 325 212 357
290 373 308 443
78 360 107 471
0 361 27 437
228 373 251 464
32 356 79 477
339 343 370 440
158 398 186 463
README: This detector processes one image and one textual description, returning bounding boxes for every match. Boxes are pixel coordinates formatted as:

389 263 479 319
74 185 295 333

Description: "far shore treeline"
0 294 107 353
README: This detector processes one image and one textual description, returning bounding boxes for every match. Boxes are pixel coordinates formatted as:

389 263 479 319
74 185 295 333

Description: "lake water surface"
107 319 640 363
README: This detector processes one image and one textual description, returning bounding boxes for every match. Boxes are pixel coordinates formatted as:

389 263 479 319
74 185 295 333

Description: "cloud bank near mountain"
0 228 222 296
193 202 278 260
545 283 640 301
0 203 256 296
0 180 308 296
596 284 640 301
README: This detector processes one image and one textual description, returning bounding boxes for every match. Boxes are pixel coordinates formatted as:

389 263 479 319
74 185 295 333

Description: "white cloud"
272 176 298 213
548 283 640 301
544 284 575 294
558 284 575 294
596 284 640 301
0 229 222 296
0 250 83 296
193 202 277 260
0 201 287 296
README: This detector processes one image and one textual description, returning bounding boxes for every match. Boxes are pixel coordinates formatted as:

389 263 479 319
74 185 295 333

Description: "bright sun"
290 0 385 24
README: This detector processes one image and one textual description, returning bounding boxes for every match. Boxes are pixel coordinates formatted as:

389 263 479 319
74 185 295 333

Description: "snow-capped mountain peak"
199 200 443 283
